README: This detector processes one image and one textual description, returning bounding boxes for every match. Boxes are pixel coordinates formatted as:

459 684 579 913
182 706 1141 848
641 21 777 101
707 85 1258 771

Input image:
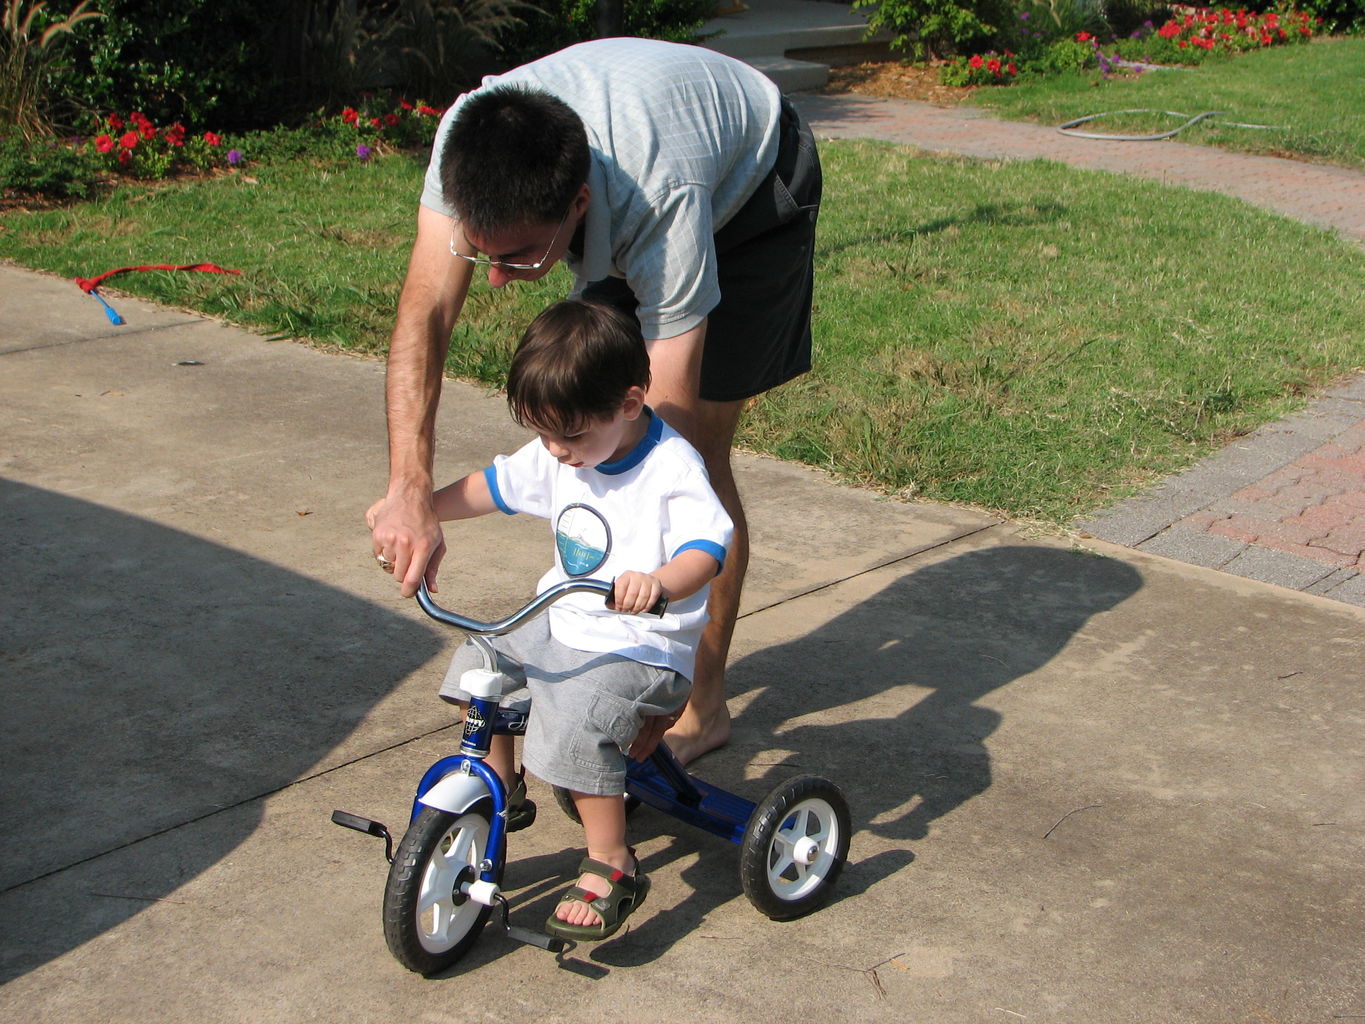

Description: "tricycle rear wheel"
740 776 850 920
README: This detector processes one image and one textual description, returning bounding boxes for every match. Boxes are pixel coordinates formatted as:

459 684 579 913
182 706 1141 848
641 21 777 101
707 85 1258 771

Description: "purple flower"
1019 10 1030 18
356 144 372 161
227 149 243 166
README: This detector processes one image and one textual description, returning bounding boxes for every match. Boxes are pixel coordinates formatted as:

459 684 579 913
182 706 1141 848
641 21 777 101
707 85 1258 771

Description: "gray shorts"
438 614 691 796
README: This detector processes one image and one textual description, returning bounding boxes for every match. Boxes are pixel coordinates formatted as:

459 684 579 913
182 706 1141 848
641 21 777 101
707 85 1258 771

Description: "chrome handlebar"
415 577 666 636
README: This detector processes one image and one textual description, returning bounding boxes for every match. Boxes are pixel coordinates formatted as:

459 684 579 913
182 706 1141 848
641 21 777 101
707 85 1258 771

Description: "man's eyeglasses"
449 210 570 271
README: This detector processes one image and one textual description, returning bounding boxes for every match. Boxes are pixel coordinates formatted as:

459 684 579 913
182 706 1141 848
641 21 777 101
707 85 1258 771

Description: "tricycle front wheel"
382 802 498 975
740 776 850 920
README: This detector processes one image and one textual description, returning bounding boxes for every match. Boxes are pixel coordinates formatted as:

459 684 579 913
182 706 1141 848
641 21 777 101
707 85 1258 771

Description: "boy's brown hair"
507 300 651 435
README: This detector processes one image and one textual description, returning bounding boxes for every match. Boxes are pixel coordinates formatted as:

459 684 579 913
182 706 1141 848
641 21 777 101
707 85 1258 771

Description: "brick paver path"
791 93 1365 606
792 93 1365 244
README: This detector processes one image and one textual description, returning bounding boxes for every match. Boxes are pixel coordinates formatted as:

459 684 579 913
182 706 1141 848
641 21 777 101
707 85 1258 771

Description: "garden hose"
1057 109 1284 141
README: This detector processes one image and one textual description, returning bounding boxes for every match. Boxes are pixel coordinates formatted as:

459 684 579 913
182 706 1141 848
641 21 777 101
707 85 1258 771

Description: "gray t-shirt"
421 38 782 339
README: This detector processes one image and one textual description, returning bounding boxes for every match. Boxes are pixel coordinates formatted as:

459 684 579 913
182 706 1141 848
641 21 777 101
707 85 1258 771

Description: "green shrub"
1290 0 1364 33
0 131 97 197
856 0 1016 57
45 0 527 133
498 0 714 66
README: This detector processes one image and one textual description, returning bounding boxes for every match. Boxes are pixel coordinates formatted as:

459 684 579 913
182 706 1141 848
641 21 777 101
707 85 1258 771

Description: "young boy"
431 299 733 941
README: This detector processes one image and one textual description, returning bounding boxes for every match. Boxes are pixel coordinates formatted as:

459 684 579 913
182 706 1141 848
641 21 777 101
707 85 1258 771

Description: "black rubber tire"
382 802 497 976
739 776 851 920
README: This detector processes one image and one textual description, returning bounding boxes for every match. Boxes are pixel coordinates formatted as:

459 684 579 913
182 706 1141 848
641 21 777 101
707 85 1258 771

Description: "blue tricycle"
333 578 851 975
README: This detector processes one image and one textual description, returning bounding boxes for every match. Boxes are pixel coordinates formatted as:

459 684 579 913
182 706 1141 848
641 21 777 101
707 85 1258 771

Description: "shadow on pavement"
527 545 1145 970
0 479 441 983
731 544 1143 852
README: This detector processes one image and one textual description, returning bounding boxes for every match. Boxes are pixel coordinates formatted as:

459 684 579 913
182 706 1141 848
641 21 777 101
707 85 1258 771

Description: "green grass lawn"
2 139 1362 523
969 36 1365 170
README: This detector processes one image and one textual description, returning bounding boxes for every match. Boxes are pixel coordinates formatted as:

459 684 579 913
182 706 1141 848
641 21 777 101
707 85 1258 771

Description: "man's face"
457 215 568 287
450 184 589 288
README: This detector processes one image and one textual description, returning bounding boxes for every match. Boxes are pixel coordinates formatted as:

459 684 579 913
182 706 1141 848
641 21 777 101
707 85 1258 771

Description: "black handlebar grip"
605 578 669 617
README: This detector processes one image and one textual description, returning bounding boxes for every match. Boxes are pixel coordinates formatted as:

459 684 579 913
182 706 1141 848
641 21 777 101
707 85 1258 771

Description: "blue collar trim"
596 408 662 475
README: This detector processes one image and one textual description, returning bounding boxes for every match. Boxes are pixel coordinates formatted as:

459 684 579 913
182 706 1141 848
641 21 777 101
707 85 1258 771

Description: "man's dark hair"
507 301 651 435
441 85 590 237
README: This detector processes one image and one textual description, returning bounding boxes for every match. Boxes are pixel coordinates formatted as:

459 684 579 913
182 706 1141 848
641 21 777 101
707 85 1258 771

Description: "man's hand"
367 488 447 598
610 570 665 615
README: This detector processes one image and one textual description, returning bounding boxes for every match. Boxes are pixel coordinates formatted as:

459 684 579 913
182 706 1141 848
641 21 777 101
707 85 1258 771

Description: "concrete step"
742 54 833 91
699 0 888 92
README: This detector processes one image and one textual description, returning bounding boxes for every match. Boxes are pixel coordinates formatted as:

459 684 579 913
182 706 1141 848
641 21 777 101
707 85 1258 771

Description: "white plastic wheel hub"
792 836 821 865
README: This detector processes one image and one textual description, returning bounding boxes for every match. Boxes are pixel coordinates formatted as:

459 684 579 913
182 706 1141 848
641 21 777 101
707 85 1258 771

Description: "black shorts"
582 98 822 402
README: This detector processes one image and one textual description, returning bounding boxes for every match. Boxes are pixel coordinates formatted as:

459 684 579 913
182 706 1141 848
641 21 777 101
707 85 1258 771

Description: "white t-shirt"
421 37 782 341
484 411 733 681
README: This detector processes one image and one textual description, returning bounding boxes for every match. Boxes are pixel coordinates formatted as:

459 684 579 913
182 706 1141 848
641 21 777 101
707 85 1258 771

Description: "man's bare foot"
663 700 731 766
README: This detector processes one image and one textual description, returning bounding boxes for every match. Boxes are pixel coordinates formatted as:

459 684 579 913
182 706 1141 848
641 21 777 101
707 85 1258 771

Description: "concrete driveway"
2 265 1361 1022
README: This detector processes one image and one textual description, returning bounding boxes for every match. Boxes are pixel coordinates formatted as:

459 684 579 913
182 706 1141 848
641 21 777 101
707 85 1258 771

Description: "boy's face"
531 387 647 469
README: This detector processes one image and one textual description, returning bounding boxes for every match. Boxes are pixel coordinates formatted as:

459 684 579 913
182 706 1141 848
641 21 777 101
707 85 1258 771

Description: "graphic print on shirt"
555 503 611 576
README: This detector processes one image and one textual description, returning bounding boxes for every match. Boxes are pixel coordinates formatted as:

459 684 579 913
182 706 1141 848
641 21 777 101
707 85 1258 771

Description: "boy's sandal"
544 853 650 941
506 768 536 833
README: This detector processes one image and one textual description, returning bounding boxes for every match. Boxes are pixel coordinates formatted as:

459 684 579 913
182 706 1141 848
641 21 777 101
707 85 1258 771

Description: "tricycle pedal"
496 895 568 953
331 809 394 862
507 925 568 953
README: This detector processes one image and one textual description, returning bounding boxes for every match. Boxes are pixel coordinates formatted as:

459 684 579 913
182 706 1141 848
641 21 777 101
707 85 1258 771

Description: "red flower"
140 123 156 140
342 107 359 124
117 150 131 164
120 131 139 149
987 58 1001 73
969 54 984 68
107 113 123 130
95 134 114 153
203 131 221 147
417 104 441 117
166 123 186 147
384 112 399 127
1076 31 1092 41
400 99 414 110
1007 62 1018 75
369 117 382 129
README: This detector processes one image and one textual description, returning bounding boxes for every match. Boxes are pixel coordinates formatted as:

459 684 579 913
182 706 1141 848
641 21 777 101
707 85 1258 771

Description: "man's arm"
367 204 476 597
